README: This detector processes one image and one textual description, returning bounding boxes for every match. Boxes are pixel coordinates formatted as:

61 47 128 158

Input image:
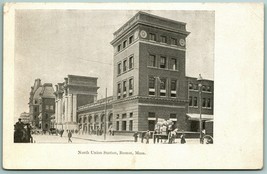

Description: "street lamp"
197 74 203 144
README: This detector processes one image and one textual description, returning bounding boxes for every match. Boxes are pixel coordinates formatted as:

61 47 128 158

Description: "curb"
71 136 134 143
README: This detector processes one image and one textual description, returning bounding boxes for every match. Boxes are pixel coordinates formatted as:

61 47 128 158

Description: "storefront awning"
187 113 213 121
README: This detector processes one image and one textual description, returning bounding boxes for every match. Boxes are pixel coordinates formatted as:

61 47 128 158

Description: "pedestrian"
140 131 146 143
180 130 186 144
145 130 150 144
133 132 138 142
67 130 72 143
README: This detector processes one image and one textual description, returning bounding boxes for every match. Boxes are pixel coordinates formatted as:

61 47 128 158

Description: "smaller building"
28 79 55 131
186 75 214 132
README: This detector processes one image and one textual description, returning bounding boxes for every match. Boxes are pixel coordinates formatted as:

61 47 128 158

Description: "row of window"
117 55 134 75
148 32 183 46
148 77 178 97
117 78 134 99
189 83 212 92
148 54 179 71
117 35 135 52
116 120 133 131
116 112 133 119
189 96 212 108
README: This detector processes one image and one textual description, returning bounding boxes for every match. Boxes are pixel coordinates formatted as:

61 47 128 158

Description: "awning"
186 113 213 121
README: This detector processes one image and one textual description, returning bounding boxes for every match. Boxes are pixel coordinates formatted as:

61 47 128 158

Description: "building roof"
33 83 55 99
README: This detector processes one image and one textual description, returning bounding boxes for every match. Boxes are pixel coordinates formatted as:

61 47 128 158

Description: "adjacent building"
28 79 55 130
54 75 99 131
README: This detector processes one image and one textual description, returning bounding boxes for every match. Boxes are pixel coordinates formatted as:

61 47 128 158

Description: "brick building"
28 79 55 130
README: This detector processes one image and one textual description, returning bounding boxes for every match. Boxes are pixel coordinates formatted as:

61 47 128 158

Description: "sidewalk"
68 133 202 144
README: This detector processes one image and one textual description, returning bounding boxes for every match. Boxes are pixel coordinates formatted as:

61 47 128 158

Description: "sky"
14 10 214 119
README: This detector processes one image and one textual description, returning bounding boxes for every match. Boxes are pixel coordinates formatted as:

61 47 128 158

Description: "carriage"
153 119 178 144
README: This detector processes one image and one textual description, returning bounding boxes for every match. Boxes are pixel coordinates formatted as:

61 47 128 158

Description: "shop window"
171 80 177 97
149 33 156 41
149 55 156 67
160 57 167 69
129 120 133 131
160 78 167 97
170 58 178 70
148 77 156 96
129 56 134 69
194 97 198 107
123 59 127 72
129 78 133 96
171 38 177 45
117 63 121 75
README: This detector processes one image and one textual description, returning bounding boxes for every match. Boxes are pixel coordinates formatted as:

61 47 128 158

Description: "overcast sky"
14 10 214 119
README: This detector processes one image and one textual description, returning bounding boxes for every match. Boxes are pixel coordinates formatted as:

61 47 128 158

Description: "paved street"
32 133 203 144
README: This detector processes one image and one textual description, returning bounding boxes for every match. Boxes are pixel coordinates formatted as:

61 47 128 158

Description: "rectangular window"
50 105 54 110
207 98 211 108
160 57 167 69
129 78 133 96
129 112 133 118
122 113 127 119
117 44 121 52
149 77 156 96
129 35 133 44
129 56 134 69
123 40 127 48
202 98 206 107
46 105 49 110
123 59 127 72
116 121 120 131
189 96 193 106
170 113 176 118
148 112 156 118
129 120 133 131
161 36 167 43
149 33 156 41
171 80 177 97
123 81 127 98
148 55 156 67
160 78 167 97
116 114 120 119
171 38 177 45
117 63 121 75
170 58 178 70
194 97 198 107
122 121 127 131
117 83 121 99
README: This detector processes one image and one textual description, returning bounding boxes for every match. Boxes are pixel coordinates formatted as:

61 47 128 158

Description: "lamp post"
197 74 203 144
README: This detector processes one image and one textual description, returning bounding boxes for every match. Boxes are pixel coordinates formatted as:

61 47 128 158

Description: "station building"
54 11 214 134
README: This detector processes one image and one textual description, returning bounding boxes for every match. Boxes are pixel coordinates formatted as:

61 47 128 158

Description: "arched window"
189 83 193 89
108 113 113 122
207 86 211 92
202 85 206 91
